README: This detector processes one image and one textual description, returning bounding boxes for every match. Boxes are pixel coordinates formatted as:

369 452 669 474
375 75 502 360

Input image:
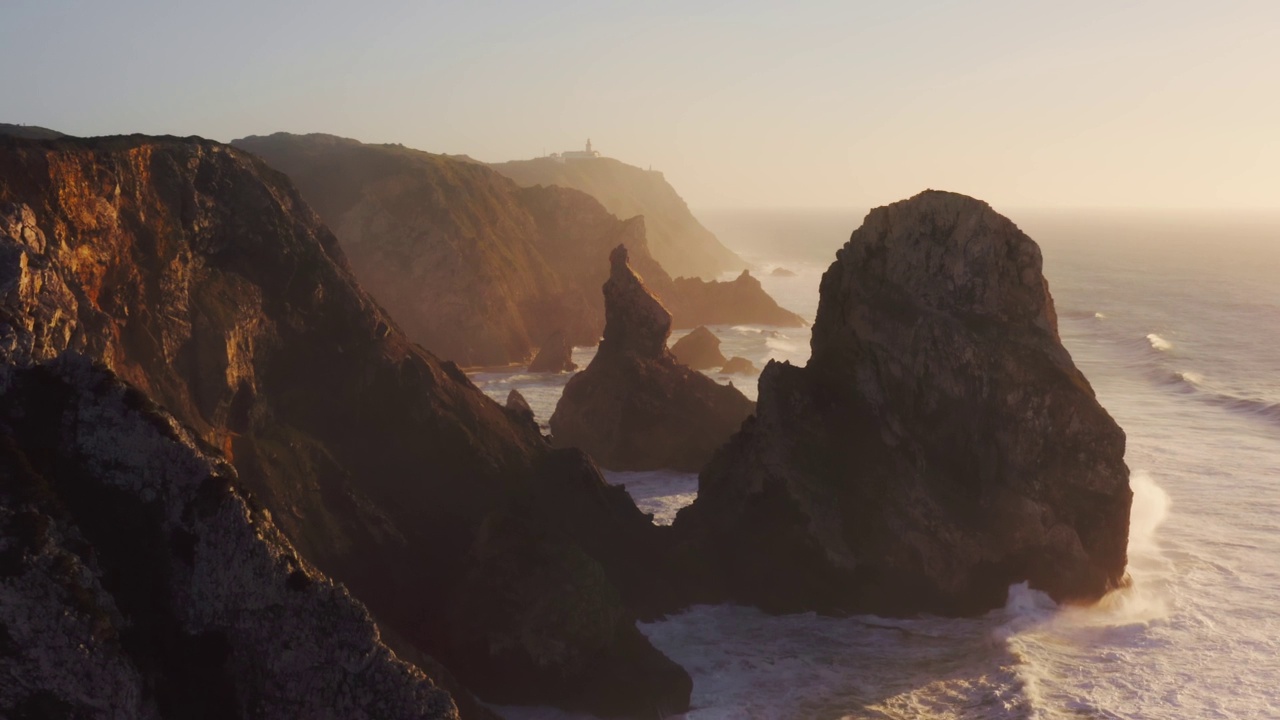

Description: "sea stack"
670 326 727 370
528 329 577 373
549 246 755 472
675 190 1132 615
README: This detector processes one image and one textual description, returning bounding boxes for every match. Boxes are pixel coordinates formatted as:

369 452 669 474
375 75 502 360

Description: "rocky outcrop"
490 156 741 280
670 270 805 328
550 246 754 472
770 267 796 277
670 326 726 370
674 191 1132 615
527 330 577 373
720 356 757 375
0 134 689 717
0 123 66 140
0 358 457 719
233 134 801 367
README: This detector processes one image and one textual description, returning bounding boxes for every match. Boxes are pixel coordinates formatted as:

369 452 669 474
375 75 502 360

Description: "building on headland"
549 139 601 162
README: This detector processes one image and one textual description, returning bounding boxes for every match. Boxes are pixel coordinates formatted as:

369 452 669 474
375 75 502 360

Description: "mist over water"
480 208 1280 719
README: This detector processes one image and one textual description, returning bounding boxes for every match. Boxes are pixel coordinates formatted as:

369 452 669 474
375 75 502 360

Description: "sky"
3 0 1279 210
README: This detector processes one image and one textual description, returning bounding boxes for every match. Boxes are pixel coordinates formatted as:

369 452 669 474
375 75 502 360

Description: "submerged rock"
675 190 1132 615
720 356 757 375
528 330 578 373
670 326 727 370
550 246 755 472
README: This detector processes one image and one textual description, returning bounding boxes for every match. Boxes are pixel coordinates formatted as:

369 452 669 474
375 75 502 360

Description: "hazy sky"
3 0 1278 210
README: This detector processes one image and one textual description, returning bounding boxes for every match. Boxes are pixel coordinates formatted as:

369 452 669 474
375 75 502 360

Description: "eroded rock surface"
550 246 754 472
528 330 577 373
674 190 1132 615
0 359 458 720
670 326 726 370
0 134 688 718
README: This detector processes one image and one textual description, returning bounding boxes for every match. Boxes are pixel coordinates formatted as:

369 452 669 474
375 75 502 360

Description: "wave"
1146 333 1173 352
1162 369 1280 426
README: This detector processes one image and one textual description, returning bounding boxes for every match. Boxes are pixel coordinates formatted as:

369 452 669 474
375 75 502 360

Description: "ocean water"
475 207 1280 719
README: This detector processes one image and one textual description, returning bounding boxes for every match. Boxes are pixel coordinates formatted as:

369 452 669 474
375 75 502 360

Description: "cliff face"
549 246 755 472
233 134 801 368
674 191 1132 615
0 134 689 717
0 359 458 720
491 156 742 281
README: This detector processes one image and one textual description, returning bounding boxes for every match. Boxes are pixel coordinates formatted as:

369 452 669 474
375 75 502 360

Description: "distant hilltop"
491 150 744 279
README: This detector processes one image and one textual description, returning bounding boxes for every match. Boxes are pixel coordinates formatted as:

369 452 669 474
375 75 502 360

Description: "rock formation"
720 356 757 375
232 134 802 367
0 134 689 717
490 155 741 280
527 329 577 373
550 246 755 472
674 190 1132 615
770 267 796 277
0 359 459 719
670 270 805 328
670 326 727 370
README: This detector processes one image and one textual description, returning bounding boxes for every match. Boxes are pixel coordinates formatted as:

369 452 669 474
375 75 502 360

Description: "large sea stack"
550 246 754 472
0 134 689 717
675 190 1132 615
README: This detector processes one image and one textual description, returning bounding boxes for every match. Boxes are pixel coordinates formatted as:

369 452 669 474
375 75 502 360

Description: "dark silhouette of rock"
490 155 741 280
0 134 689 718
670 326 727 370
0 123 66 140
770 267 796 277
233 134 803 367
550 246 755 472
0 358 458 719
674 190 1132 616
528 330 577 373
506 388 534 415
720 356 757 375
670 270 806 328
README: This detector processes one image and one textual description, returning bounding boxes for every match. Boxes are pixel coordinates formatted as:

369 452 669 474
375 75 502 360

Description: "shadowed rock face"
550 246 755 472
0 359 458 720
674 190 1132 616
232 134 802 367
528 330 577 373
670 326 727 370
0 134 689 718
720 356 756 375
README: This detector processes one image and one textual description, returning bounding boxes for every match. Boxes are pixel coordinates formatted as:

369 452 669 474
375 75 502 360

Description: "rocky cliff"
550 246 755 472
491 156 741 281
233 134 800 368
674 191 1132 615
0 358 459 720
0 134 689 717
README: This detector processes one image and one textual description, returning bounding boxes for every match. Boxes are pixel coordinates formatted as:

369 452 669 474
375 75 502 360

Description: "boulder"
670 326 727 370
528 330 578 373
674 190 1132 616
550 246 755 472
720 356 757 375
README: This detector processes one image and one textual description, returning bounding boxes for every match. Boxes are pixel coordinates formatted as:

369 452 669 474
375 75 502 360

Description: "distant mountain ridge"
490 155 743 280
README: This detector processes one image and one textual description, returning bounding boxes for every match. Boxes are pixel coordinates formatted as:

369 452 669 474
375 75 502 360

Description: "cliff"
0 358 458 719
232 134 801 367
673 191 1132 615
549 246 755 472
0 134 689 717
491 156 742 280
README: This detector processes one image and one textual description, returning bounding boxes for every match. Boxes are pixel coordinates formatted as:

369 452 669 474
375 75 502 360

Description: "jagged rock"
528 330 577 373
720 356 757 375
549 246 755 472
0 359 458 719
770 267 796 277
674 190 1132 616
670 270 806 328
506 388 534 416
0 135 689 718
670 326 727 370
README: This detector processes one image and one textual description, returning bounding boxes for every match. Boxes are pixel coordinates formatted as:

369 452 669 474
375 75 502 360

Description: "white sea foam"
1146 333 1173 352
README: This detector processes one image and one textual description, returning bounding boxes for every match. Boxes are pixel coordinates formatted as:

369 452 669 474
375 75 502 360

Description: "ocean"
474 206 1280 719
